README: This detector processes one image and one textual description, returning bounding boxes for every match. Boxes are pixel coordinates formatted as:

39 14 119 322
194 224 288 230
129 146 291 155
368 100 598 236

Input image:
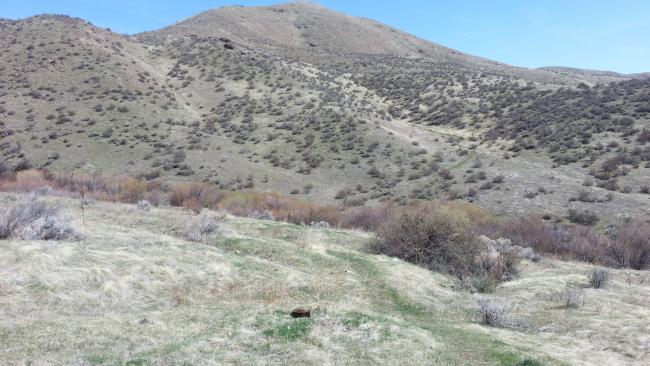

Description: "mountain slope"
138 2 620 85
1 4 649 220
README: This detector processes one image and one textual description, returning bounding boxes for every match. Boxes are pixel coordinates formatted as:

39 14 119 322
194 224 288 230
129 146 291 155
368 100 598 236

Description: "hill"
1 3 649 221
1 192 649 365
137 2 622 85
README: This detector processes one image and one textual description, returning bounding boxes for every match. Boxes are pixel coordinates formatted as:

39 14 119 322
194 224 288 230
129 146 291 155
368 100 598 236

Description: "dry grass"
0 192 647 365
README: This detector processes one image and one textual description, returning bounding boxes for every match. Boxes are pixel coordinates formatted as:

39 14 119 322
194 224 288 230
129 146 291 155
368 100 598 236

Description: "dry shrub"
217 191 341 226
588 268 610 289
560 287 585 309
0 198 83 241
474 249 521 284
498 217 564 255
442 201 499 235
497 216 606 263
567 209 599 226
0 161 11 179
604 220 650 270
169 182 224 212
0 170 50 193
476 297 510 327
135 200 153 212
283 204 341 226
371 205 481 278
341 204 391 231
184 209 225 242
144 190 162 207
118 178 147 203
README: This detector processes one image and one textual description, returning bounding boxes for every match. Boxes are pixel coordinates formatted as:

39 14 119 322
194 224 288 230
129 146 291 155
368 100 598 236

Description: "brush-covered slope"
1 192 649 365
0 14 430 199
1 4 649 220
0 15 191 171
138 2 612 85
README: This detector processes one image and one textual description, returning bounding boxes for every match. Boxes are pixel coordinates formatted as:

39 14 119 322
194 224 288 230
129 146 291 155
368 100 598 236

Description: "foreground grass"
0 193 647 365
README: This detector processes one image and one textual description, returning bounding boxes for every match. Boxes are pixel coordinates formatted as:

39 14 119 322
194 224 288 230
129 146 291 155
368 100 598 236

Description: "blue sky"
1 0 649 73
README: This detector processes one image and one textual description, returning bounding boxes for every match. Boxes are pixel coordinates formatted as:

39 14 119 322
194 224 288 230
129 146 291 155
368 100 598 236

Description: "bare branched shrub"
474 249 521 284
341 204 390 231
476 297 510 327
0 199 83 241
18 216 84 241
560 287 585 309
604 220 650 270
497 217 606 263
247 209 275 221
184 209 225 242
370 206 481 278
135 200 152 212
588 268 610 289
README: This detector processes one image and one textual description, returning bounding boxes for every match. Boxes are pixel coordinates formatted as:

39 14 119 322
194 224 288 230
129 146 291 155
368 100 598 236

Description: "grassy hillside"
0 192 648 365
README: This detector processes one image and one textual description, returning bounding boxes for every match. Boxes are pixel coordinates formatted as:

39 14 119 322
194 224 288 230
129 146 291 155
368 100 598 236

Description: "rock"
224 43 235 50
290 308 311 318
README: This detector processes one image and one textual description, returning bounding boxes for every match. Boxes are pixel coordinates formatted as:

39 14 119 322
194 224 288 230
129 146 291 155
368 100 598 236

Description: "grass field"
0 192 648 365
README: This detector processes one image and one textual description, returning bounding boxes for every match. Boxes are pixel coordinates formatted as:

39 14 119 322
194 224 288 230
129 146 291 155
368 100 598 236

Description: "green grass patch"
342 311 372 327
263 319 312 342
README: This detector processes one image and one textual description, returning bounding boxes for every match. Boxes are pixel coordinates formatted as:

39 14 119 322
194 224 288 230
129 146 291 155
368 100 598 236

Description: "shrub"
0 161 9 178
476 297 509 327
135 200 152 212
341 204 390 231
169 182 224 211
560 287 584 309
604 220 650 270
370 206 481 277
18 215 84 241
588 268 610 289
184 209 224 242
0 199 83 241
0 170 49 192
492 175 505 184
496 217 605 263
474 248 521 285
118 178 147 203
567 209 599 226
576 189 596 202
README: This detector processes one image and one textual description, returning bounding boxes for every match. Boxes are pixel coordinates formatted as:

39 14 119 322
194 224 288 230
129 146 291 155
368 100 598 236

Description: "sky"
1 0 649 74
